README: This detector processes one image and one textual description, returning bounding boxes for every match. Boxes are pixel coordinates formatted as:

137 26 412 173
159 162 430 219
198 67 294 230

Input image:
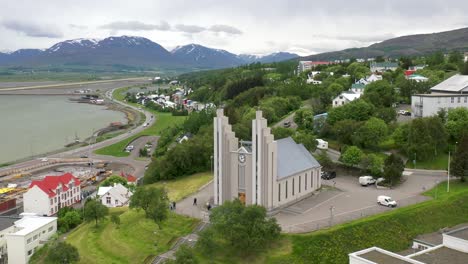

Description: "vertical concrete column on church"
213 110 221 205
252 110 266 205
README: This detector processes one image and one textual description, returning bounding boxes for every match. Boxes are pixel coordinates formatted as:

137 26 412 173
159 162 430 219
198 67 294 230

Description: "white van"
316 139 329 150
377 195 397 207
359 176 376 186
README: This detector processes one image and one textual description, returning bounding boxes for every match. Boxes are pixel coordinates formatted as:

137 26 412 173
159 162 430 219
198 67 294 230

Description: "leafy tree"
316 150 334 169
207 199 280 255
462 61 468 75
353 117 388 149
404 117 447 161
361 154 384 177
100 175 128 188
45 242 80 264
340 146 363 168
362 80 396 108
332 119 362 145
427 51 445 66
168 245 199 264
272 127 294 139
83 199 108 226
448 50 463 65
347 62 370 79
111 214 121 228
445 107 468 141
139 148 148 157
58 210 82 233
197 228 218 261
374 107 397 124
292 131 317 152
130 186 169 229
294 108 315 131
327 100 375 125
451 131 468 181
383 154 405 186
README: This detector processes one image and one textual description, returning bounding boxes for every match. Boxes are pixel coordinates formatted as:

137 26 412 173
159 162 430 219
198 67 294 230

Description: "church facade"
213 109 322 211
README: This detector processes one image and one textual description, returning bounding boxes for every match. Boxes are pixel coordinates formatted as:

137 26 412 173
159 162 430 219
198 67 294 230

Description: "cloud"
208 24 242 34
69 24 88 30
99 20 170 31
2 20 63 38
174 24 206 33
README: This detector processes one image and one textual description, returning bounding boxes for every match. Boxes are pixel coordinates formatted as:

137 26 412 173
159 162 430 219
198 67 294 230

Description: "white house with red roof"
23 173 81 216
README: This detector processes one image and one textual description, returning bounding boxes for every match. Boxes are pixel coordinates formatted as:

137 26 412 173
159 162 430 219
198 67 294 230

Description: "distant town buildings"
214 110 322 211
297 61 331 74
411 74 468 117
370 61 398 72
23 173 81 216
0 213 57 264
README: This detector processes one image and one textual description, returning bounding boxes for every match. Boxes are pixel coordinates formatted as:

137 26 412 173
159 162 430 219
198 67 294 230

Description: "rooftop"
410 246 468 264
358 249 418 264
276 137 320 179
371 61 399 68
29 173 80 197
446 225 468 240
430 74 468 93
0 216 20 231
9 214 57 236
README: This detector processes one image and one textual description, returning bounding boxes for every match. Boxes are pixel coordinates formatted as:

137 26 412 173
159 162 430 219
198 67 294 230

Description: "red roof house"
24 173 81 216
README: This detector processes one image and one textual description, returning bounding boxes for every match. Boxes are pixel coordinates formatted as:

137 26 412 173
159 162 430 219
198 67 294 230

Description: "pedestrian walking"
207 203 212 211
169 204 173 210
172 201 176 210
193 197 197 205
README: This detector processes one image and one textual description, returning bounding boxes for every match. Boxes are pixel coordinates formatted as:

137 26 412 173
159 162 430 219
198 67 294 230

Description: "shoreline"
0 96 137 165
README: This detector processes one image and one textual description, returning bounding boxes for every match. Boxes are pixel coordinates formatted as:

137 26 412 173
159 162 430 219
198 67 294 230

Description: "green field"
406 153 449 170
65 208 198 264
147 172 213 202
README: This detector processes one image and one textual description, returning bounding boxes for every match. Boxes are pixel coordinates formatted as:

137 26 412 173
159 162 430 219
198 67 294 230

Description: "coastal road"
0 85 154 179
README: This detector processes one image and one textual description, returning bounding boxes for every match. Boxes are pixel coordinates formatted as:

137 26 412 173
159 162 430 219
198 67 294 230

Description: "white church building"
213 109 322 211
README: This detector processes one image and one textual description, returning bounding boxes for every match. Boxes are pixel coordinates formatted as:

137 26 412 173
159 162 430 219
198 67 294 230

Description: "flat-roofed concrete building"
349 225 468 264
213 109 322 211
412 74 468 117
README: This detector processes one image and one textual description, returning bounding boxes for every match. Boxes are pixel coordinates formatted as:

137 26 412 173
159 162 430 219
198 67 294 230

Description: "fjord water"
0 95 126 164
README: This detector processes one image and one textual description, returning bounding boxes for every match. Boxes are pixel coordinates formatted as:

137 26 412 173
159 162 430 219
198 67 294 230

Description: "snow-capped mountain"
0 36 298 70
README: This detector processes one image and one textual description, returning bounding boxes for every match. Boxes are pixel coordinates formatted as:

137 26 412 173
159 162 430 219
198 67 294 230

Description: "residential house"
370 61 398 72
349 225 468 264
332 92 361 107
350 83 366 94
306 79 322 85
177 132 193 144
23 173 81 216
97 184 133 208
411 74 468 117
5 213 57 264
366 73 383 83
408 74 428 82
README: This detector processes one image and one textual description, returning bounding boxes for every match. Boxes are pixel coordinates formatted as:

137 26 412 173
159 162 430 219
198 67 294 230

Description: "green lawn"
65 208 198 264
95 86 186 157
147 172 213 202
406 153 449 170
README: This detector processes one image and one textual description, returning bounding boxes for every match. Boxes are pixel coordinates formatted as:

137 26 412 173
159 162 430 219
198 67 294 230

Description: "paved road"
273 112 297 129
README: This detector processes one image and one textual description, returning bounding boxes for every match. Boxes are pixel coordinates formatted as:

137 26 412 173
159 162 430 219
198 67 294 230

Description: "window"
28 250 33 256
278 183 281 202
106 197 111 204
458 97 461 103
33 234 38 240
50 209 53 215
48 226 53 232
299 176 301 193
292 178 295 196
27 238 32 244
50 199 53 205
54 197 57 203
285 181 288 199
451 97 454 103
115 199 119 205
305 173 308 190
42 230 45 234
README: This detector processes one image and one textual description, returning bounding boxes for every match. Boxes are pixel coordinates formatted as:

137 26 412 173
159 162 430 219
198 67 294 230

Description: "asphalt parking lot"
276 169 446 233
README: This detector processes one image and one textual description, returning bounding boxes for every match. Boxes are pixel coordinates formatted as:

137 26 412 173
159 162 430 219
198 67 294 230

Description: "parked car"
125 145 134 152
359 176 376 186
321 171 336 180
398 110 411 116
376 177 386 184
80 154 89 158
283 121 291 128
39 157 48 162
377 195 397 207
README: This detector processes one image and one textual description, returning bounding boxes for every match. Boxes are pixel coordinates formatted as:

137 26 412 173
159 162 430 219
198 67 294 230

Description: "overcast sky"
1 0 468 56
